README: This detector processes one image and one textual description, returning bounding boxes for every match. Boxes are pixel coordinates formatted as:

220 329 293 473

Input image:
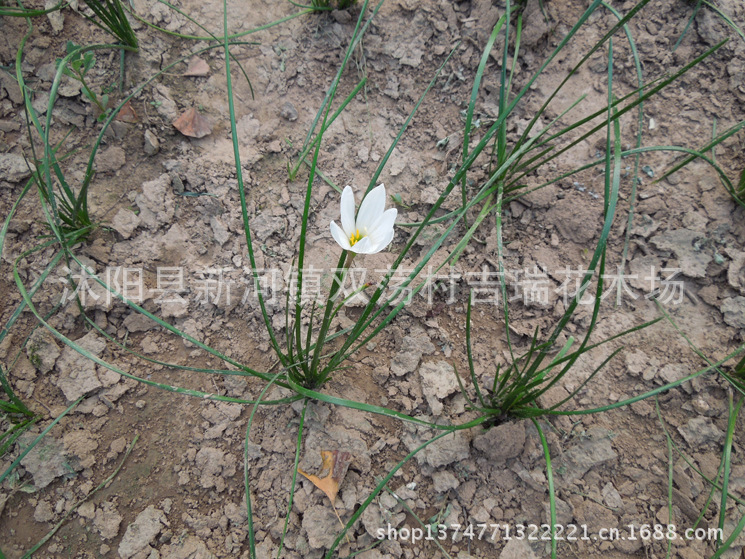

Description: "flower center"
349 229 362 247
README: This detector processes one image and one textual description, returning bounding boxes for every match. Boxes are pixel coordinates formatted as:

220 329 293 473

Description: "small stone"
726 249 745 293
628 255 661 291
431 470 460 492
95 146 126 173
418 361 458 415
34 500 55 523
77 501 96 519
280 101 298 121
118 506 167 559
500 538 537 559
251 212 285 239
27 329 60 374
601 482 623 509
629 214 660 238
472 422 526 462
195 447 236 491
556 428 617 482
144 130 160 156
625 349 648 377
111 209 141 239
123 313 156 333
302 505 338 549
0 120 20 132
210 216 230 246
154 84 178 120
0 71 23 104
55 331 107 402
721 297 745 329
419 430 470 468
136 400 147 409
331 9 352 23
651 228 712 278
391 350 420 377
110 437 127 454
0 153 32 183
659 364 686 384
183 57 210 77
160 535 216 559
698 285 719 306
57 75 82 98
678 417 723 448
45 0 64 32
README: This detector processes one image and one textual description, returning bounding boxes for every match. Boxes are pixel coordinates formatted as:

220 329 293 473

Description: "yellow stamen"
349 229 362 247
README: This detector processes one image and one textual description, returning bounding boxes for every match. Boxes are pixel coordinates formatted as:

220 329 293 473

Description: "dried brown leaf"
114 100 138 123
173 107 212 139
298 450 352 506
183 57 210 77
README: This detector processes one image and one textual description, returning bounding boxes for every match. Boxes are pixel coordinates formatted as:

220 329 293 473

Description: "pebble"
144 129 160 155
678 417 723 448
472 422 526 462
418 361 458 415
650 228 712 278
118 506 167 559
55 331 107 402
499 538 537 559
0 153 32 183
302 505 338 549
721 296 745 329
601 482 623 509
111 209 141 239
279 101 298 121
420 430 470 468
94 146 126 173
431 470 460 492
556 428 617 482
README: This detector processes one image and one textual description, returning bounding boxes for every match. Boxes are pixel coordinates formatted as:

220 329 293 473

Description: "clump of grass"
0 366 37 462
81 0 138 48
305 0 358 10
0 0 138 48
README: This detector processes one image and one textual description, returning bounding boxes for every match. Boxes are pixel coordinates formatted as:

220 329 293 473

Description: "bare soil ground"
1 0 745 558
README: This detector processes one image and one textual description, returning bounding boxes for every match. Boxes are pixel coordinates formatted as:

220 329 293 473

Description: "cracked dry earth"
1 0 745 558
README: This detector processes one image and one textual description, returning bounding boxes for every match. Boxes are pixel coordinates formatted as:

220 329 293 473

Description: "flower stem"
344 251 356 269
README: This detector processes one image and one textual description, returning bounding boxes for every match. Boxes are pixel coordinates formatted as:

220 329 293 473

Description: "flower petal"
340 185 356 236
349 235 373 254
368 226 394 254
330 220 351 250
355 183 386 233
367 208 397 250
369 207 397 237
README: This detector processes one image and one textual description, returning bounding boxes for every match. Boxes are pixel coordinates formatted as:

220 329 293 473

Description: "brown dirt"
1 0 745 558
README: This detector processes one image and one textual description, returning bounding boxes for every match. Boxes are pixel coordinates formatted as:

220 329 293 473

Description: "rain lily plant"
330 184 397 255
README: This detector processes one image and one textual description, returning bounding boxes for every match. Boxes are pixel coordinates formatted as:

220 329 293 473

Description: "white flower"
330 183 397 254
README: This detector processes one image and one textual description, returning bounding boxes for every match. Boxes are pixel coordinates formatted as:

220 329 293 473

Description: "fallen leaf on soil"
173 107 212 138
299 450 352 533
183 57 210 77
298 450 352 506
114 100 138 123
